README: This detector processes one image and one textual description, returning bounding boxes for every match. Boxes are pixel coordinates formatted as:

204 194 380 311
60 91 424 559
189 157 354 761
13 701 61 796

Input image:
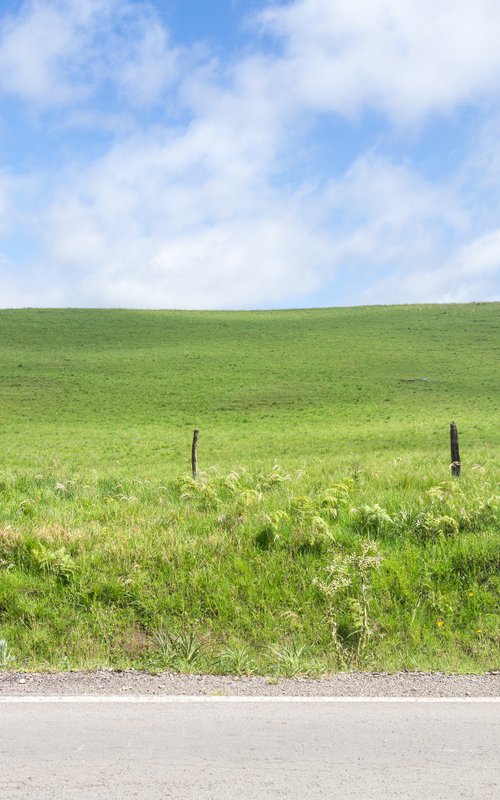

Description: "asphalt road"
0 698 498 799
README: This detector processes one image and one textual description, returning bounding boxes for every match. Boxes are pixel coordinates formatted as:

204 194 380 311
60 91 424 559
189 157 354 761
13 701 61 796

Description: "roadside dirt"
1 670 498 696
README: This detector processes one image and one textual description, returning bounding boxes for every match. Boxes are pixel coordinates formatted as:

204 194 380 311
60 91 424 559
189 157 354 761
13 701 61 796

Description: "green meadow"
0 304 498 674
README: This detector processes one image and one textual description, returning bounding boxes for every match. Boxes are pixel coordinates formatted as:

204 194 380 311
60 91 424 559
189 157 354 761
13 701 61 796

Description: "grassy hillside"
0 304 498 475
0 304 498 673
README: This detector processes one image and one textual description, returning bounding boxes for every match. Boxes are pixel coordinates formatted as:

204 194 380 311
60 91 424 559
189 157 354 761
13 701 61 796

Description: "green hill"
0 304 498 674
0 304 498 475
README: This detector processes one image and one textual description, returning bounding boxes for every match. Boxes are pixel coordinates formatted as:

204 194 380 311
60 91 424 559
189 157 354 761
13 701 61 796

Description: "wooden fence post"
192 428 200 479
450 421 461 478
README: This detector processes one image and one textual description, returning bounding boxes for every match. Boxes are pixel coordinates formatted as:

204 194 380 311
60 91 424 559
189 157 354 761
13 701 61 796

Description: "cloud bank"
260 0 500 120
0 0 499 308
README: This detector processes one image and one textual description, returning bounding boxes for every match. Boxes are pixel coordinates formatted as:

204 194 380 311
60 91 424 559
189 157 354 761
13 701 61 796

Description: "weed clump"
313 541 383 668
414 513 459 541
0 639 15 668
350 504 393 535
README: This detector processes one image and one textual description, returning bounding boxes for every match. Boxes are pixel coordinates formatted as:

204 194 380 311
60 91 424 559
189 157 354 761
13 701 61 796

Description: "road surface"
0 697 498 799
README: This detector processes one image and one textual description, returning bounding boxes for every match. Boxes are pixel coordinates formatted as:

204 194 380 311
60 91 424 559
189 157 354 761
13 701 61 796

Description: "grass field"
0 304 498 674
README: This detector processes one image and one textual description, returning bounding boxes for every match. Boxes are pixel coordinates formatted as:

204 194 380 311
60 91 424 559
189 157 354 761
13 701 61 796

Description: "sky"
0 0 500 309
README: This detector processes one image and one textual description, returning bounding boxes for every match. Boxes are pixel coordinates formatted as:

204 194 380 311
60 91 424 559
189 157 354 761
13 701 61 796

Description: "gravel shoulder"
1 670 498 697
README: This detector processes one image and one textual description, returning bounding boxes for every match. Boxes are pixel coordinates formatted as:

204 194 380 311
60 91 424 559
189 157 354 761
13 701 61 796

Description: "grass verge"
1 463 498 675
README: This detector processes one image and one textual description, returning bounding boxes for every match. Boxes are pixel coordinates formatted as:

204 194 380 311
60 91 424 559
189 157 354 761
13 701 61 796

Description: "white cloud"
457 230 500 278
458 113 500 238
79 217 325 308
326 154 464 234
259 0 500 121
0 0 180 108
312 154 469 300
117 18 179 108
266 150 496 305
0 1 333 309
0 172 11 232
0 0 499 308
35 125 329 308
0 259 70 306
367 229 500 304
0 169 35 235
29 147 478 309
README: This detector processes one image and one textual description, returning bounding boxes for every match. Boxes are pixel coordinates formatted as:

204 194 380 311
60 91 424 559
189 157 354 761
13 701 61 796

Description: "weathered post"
191 428 200 480
450 421 461 478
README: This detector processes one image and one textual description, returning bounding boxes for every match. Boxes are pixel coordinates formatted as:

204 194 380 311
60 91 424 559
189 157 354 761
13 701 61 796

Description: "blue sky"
1 0 500 309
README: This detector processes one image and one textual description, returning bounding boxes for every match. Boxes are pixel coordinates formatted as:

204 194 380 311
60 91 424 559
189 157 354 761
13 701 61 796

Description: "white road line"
0 695 498 703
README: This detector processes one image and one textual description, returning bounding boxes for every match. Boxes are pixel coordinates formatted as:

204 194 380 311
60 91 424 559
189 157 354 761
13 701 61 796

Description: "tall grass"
0 464 498 673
